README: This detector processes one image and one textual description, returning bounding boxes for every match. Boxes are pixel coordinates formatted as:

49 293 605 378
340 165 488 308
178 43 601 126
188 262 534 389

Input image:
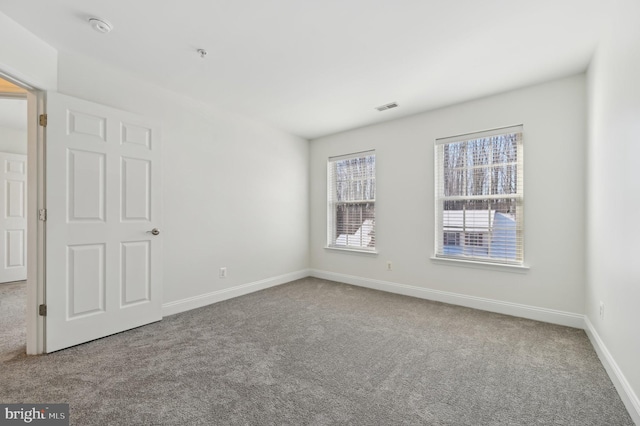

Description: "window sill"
430 256 530 274
325 246 379 255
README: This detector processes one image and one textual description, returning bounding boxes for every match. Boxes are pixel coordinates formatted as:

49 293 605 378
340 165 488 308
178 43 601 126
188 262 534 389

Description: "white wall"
586 0 640 421
310 75 586 318
0 11 57 90
0 126 27 155
57 52 309 307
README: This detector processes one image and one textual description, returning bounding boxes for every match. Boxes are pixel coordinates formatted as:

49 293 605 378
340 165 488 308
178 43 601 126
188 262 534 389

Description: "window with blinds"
435 126 523 265
327 151 376 251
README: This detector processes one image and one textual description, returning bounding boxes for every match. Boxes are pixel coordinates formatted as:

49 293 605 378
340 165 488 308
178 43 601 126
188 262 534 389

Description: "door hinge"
39 114 47 127
39 304 47 316
39 209 47 221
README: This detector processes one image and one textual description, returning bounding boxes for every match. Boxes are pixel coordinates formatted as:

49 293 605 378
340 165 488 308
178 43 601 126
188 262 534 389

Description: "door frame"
0 68 46 354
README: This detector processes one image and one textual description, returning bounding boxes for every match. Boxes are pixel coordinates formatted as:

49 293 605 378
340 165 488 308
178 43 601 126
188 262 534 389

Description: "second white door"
0 152 27 283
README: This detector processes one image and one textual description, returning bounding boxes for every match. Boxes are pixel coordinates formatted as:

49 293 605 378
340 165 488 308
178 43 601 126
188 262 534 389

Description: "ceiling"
0 0 609 139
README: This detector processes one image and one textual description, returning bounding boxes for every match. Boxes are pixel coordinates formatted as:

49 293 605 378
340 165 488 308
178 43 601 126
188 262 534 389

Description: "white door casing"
0 152 27 283
46 93 162 352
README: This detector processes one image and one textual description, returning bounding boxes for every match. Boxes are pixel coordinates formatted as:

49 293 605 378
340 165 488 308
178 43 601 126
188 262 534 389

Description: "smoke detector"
375 102 398 111
88 18 113 34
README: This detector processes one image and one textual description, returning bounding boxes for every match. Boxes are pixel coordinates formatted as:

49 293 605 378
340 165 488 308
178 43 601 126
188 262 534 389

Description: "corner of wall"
584 316 640 425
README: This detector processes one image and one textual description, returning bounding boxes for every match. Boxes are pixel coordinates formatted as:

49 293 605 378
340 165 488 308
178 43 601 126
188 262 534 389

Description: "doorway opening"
0 77 28 359
0 71 45 356
0 69 162 355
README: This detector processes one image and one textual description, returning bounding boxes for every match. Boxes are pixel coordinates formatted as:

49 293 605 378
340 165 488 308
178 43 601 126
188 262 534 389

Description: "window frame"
326 150 377 253
434 125 524 266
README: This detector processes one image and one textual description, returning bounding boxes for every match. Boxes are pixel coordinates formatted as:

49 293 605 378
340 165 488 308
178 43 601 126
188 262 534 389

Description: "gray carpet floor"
0 277 634 425
0 280 26 362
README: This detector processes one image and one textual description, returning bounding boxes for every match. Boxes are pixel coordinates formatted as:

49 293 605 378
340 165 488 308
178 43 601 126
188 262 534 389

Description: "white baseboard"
584 317 640 425
309 269 584 328
162 269 310 317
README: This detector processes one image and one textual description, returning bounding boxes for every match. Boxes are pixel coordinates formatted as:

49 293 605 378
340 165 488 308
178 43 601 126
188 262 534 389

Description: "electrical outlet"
219 267 227 278
387 261 393 271
599 302 604 320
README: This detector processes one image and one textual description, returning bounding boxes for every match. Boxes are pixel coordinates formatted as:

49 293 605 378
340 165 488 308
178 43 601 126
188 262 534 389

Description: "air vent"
375 102 398 111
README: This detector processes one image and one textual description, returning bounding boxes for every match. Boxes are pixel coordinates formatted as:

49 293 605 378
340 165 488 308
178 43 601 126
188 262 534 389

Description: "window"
435 125 523 265
327 151 376 251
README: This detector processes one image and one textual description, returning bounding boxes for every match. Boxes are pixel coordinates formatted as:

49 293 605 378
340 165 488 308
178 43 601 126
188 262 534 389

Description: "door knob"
147 228 160 236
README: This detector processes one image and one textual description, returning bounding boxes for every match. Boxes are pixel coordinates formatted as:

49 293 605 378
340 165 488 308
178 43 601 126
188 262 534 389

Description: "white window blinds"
435 125 523 265
327 151 376 251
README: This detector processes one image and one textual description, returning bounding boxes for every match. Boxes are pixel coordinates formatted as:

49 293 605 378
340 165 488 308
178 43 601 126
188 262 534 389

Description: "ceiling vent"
375 102 398 111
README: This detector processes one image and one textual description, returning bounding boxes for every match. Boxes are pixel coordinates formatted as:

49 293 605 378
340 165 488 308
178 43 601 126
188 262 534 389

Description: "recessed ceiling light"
88 18 113 34
375 102 398 111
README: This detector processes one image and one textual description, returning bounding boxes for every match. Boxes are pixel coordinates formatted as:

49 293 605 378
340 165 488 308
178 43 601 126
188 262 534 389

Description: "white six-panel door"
0 152 27 283
46 93 162 352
